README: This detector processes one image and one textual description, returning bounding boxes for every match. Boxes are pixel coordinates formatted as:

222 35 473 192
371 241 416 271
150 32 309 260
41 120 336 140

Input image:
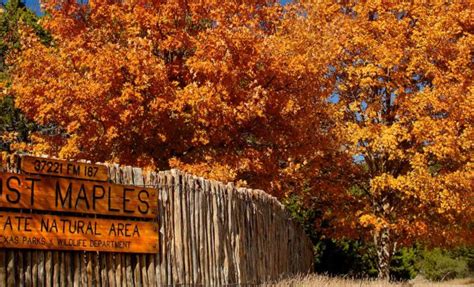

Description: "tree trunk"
374 227 395 280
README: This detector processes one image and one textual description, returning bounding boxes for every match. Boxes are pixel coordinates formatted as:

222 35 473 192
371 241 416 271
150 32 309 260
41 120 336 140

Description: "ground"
271 274 474 286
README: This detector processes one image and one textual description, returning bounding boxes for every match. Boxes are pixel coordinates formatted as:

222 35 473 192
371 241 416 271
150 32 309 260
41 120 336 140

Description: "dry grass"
269 274 474 287
408 277 474 287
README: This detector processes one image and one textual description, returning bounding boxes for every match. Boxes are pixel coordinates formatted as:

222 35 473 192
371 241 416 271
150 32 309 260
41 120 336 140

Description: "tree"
291 1 473 279
12 1 472 279
0 0 50 152
10 0 352 198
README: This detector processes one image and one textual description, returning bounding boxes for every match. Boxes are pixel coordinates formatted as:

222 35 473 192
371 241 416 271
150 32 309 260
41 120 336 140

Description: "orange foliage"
9 0 474 278
286 1 473 277
11 0 352 199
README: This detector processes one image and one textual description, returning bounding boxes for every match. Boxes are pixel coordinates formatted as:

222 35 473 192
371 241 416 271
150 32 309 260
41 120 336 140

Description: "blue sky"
23 0 41 14
3 0 291 15
1 0 41 14
24 0 42 14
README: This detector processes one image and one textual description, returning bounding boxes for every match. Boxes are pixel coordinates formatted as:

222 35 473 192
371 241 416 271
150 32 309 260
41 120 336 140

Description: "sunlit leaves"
10 1 472 255
301 1 474 247
11 0 349 199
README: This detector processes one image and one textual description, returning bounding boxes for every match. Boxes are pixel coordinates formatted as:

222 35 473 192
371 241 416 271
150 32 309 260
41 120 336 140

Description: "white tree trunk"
374 227 394 280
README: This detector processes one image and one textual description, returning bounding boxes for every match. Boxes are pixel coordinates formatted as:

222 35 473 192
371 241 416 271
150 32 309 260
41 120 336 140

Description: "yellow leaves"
370 173 396 195
410 153 427 170
169 157 238 184
359 214 388 232
321 0 474 245
104 126 119 143
66 120 81 133
0 131 18 145
283 99 300 115
342 121 411 162
58 136 82 160
0 80 7 96
348 101 360 113
16 133 54 156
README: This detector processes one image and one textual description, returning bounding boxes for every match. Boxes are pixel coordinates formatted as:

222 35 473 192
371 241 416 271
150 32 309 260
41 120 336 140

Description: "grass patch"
269 274 474 286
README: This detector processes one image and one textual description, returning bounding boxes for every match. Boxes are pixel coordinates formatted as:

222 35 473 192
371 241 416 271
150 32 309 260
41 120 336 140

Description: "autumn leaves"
3 0 473 279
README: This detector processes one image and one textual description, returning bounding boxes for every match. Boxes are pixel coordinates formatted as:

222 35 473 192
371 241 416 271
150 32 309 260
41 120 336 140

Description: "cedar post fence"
0 156 313 286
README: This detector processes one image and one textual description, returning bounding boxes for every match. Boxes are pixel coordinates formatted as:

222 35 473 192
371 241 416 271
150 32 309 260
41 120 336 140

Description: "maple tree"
289 1 473 278
9 0 473 279
10 0 351 199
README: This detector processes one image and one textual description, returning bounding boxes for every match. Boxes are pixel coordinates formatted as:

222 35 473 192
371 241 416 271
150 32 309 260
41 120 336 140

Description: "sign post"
0 212 158 253
0 156 159 254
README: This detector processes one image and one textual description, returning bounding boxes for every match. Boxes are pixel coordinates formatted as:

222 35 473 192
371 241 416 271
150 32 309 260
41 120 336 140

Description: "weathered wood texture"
0 172 158 218
0 212 159 253
0 156 313 286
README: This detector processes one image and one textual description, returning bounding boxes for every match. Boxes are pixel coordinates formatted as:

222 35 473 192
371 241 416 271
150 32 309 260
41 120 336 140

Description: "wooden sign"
0 211 158 253
0 172 157 218
21 156 109 181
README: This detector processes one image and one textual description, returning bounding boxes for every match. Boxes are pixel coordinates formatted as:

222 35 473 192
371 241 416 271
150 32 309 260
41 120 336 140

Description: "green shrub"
390 247 418 281
416 248 470 281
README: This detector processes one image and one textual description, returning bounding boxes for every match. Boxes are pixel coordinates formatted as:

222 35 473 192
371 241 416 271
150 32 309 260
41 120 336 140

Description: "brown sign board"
0 172 157 219
21 156 109 181
0 211 158 253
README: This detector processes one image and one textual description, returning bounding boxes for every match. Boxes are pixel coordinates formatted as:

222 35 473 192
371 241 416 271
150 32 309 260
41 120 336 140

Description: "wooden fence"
0 158 313 286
